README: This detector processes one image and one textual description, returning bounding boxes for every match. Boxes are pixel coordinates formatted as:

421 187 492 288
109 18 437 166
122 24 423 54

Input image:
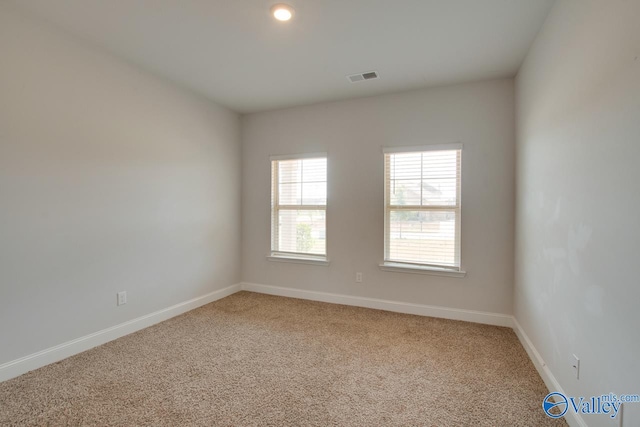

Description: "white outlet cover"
571 354 580 379
117 291 127 306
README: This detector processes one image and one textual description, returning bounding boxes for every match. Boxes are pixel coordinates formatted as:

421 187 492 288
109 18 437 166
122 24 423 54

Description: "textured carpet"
0 291 566 426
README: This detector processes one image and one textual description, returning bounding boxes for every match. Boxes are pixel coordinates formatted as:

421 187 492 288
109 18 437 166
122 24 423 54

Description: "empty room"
1 0 638 425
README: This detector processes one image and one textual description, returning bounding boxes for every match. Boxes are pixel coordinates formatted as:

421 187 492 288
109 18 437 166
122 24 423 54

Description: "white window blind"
384 146 462 270
271 155 327 259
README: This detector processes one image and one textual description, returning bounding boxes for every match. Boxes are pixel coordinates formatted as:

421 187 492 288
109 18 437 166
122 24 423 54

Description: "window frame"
382 143 464 275
269 152 329 264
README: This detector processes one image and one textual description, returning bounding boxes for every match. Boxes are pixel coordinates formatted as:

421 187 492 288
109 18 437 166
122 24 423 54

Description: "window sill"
267 254 330 266
378 262 466 278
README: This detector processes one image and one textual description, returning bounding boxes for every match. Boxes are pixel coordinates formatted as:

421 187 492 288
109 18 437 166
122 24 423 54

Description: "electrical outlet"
356 272 363 283
571 354 580 379
117 291 127 306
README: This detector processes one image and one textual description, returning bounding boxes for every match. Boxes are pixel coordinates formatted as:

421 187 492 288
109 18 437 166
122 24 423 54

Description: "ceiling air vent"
347 71 379 83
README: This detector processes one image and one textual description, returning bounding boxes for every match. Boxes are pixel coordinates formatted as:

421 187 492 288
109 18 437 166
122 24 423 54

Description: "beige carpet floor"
0 291 566 426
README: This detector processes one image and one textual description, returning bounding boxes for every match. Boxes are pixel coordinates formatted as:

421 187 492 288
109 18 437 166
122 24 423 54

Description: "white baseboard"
1 280 581 427
0 283 241 383
240 282 514 327
512 318 587 427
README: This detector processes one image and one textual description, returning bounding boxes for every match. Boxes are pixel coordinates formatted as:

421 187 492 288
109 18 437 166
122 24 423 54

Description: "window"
270 154 328 262
383 145 462 272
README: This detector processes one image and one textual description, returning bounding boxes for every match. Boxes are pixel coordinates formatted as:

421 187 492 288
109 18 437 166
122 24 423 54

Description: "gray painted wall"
242 79 516 315
0 3 241 365
515 0 640 425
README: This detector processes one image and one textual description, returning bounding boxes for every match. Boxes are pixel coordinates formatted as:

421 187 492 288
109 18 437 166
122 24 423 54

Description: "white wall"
242 79 515 315
515 1 640 425
0 3 241 365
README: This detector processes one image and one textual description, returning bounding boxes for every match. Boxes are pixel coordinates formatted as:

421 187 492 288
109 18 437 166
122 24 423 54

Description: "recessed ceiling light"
271 4 294 21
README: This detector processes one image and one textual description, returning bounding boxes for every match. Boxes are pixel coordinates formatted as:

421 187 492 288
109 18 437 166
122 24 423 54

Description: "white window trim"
378 262 466 277
383 143 464 275
383 142 463 154
267 253 330 266
269 153 329 263
270 152 327 161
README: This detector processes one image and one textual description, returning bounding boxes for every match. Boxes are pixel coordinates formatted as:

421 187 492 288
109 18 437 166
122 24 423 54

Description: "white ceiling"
13 0 555 113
